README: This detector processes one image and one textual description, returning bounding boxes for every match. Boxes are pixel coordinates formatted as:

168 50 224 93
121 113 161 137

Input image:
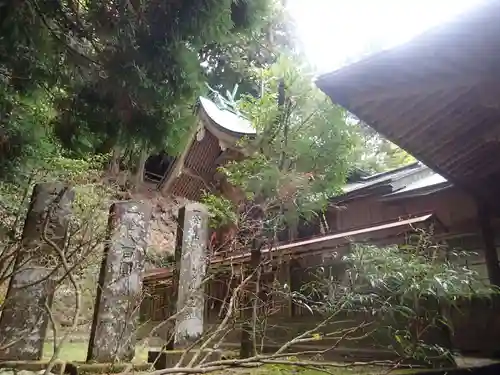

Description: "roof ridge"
361 161 422 182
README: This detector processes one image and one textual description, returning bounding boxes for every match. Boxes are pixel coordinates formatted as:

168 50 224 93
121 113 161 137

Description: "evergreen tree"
1 0 275 173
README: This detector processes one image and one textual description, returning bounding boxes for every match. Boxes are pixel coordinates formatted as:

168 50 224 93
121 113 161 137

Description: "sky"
287 0 485 74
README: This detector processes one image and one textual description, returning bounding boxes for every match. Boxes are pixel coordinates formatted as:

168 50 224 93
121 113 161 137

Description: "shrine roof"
316 1 500 208
198 97 255 136
336 162 451 202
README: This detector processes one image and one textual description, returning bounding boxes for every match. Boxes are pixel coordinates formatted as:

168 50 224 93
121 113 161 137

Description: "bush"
0 84 58 177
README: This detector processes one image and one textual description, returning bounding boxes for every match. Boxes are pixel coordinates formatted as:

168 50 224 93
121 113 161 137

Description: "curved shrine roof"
198 96 255 137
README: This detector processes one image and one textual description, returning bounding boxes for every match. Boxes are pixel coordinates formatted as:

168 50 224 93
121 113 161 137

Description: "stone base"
147 349 222 369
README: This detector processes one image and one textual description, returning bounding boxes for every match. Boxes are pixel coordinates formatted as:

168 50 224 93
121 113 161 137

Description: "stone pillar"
0 183 74 360
174 203 209 348
87 201 152 363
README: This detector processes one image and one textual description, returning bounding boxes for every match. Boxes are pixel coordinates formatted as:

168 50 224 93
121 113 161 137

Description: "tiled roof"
385 173 449 198
337 162 449 201
342 162 422 193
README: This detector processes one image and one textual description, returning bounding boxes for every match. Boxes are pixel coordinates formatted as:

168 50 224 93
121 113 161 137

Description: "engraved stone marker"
174 203 209 348
0 183 74 360
87 201 152 362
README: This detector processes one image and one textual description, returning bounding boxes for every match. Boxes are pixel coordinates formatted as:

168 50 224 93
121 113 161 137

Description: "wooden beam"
158 122 199 194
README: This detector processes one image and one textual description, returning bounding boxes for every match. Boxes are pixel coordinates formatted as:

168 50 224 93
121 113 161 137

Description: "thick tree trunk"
133 147 148 189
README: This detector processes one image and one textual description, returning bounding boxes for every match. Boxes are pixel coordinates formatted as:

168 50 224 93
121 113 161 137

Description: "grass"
42 341 148 363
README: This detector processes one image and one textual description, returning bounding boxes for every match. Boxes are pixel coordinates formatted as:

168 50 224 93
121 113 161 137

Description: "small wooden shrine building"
143 96 256 201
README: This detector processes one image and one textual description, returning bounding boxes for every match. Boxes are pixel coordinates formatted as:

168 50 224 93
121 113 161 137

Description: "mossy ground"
38 341 418 374
42 342 148 363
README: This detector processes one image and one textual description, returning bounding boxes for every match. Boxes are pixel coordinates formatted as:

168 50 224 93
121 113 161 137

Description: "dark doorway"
144 152 175 183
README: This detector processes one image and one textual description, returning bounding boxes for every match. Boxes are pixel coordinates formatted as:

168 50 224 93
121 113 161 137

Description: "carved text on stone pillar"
0 183 74 361
175 203 209 348
87 202 152 363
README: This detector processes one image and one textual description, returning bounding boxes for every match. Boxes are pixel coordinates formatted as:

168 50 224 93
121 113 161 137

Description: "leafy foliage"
344 245 487 302
57 0 273 154
0 84 58 176
203 0 296 98
1 0 277 176
293 231 496 365
352 121 416 173
218 56 355 226
0 153 109 231
201 193 238 229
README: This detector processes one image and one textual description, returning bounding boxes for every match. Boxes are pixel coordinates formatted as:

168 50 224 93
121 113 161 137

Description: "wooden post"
239 241 261 358
276 259 292 317
478 202 500 287
0 183 74 360
289 259 302 318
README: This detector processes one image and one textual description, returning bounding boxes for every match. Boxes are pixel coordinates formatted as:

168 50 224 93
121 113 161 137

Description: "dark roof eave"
314 1 500 206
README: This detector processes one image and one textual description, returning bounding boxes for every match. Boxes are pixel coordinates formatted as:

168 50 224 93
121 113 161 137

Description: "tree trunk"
109 145 121 176
133 147 148 190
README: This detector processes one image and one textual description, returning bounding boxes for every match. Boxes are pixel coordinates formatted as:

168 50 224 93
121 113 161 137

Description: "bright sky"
287 0 484 74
